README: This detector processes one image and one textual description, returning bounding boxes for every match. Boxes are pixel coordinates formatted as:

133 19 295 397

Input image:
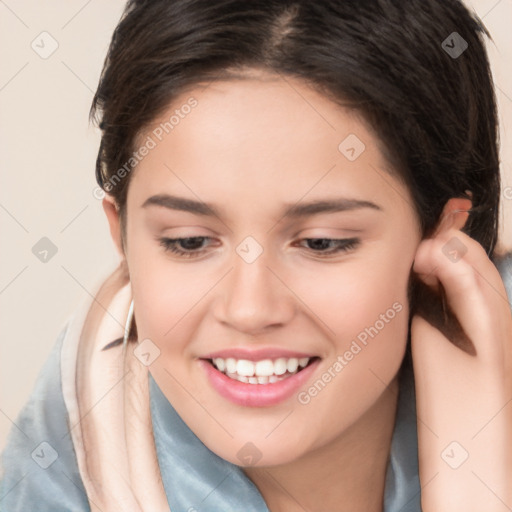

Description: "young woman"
1 0 511 511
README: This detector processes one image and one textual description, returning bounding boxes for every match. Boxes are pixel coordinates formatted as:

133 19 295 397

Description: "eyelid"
158 235 361 259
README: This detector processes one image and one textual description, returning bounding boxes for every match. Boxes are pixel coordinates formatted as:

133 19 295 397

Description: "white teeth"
211 356 313 383
214 358 225 372
274 358 288 375
287 358 299 373
225 358 237 374
255 359 274 377
236 359 255 377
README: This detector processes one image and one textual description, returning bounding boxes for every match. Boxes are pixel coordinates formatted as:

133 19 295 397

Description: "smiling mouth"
205 356 321 384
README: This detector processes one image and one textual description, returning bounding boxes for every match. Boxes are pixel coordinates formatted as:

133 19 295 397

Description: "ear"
432 197 472 238
102 195 125 260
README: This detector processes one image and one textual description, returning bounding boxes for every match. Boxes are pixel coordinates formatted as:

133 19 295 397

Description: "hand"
411 198 512 512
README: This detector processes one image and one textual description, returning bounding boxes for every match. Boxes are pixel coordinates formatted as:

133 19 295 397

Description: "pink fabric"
59 264 171 511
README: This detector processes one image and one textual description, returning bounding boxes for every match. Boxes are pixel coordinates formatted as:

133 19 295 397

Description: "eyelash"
158 236 360 259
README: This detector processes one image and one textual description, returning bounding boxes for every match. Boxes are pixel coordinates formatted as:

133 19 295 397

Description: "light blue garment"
1 255 511 511
0 326 420 512
0 325 89 512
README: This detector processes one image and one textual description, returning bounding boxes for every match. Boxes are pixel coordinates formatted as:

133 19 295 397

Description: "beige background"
1 0 511 452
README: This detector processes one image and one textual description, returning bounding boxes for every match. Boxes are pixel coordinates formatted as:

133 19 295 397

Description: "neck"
244 375 400 512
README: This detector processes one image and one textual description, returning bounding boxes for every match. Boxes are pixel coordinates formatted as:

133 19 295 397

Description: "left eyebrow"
141 194 383 220
142 194 220 216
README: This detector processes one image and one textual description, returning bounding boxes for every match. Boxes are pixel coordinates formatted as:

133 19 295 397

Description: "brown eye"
296 237 360 256
159 236 212 258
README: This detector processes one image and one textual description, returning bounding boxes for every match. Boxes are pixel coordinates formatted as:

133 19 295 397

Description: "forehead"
144 74 367 160
128 75 412 219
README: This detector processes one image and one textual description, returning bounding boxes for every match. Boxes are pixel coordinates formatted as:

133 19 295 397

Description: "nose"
213 249 295 336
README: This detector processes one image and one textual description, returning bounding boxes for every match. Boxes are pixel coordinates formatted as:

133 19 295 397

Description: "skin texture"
412 205 512 511
102 72 512 511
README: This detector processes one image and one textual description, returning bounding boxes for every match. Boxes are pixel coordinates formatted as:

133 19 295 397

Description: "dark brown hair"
90 0 500 259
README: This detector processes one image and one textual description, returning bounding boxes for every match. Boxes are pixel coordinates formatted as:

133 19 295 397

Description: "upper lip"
201 348 319 361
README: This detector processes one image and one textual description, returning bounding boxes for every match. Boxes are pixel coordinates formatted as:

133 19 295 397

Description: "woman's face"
119 71 422 466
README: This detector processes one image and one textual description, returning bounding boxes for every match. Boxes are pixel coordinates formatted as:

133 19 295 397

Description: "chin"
202 431 314 468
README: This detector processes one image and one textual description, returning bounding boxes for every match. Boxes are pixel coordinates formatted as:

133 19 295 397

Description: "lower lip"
199 358 321 407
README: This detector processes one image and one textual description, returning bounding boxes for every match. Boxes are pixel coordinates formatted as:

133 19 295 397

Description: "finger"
411 314 474 370
414 228 511 360
432 228 511 314
414 232 489 351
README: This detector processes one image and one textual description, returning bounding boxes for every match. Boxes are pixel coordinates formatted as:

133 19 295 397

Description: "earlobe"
432 197 472 238
102 195 125 259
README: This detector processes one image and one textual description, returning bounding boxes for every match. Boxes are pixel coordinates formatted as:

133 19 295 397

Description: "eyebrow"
141 194 382 219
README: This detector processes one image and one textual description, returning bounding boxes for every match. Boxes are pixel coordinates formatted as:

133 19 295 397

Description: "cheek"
307 252 411 339
129 258 205 351
127 243 176 325
311 243 413 375
290 253 412 430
